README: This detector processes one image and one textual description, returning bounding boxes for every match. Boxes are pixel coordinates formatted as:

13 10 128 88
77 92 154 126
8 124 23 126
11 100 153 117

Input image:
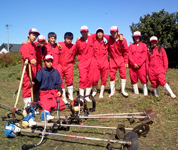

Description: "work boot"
85 87 92 102
40 110 55 121
153 88 159 97
79 88 85 101
164 83 176 98
28 118 37 127
92 86 97 97
67 85 74 101
99 85 105 98
47 115 55 121
143 83 148 96
132 83 139 94
23 97 39 117
23 97 31 109
109 81 115 97
121 79 129 97
62 88 68 104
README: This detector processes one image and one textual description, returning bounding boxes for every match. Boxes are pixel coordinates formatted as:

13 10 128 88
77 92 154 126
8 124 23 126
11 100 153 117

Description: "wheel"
123 132 139 150
116 124 125 139
132 124 150 137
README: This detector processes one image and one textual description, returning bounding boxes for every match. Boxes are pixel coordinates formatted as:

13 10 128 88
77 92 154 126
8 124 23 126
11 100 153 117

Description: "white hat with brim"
110 26 118 32
133 31 141 37
80 25 88 32
38 35 46 42
29 28 40 36
44 55 53 61
96 27 104 33
150 36 158 42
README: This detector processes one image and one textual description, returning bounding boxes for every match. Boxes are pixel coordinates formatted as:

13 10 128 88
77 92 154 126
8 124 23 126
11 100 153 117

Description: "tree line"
130 9 178 68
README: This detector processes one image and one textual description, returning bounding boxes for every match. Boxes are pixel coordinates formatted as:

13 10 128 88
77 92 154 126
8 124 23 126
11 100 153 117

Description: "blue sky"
1 0 178 45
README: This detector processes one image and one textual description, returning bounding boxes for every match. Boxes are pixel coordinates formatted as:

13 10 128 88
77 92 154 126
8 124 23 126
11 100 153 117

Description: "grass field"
0 63 178 150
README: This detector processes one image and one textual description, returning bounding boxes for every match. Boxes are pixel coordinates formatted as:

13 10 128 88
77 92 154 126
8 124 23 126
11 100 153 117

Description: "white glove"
103 37 108 44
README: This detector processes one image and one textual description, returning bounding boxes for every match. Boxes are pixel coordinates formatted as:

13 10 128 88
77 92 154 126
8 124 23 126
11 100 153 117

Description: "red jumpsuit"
57 42 75 89
34 42 47 70
45 43 60 69
73 36 94 89
128 42 148 84
148 47 168 88
92 37 109 86
20 42 41 98
35 66 64 111
39 89 65 111
105 35 128 81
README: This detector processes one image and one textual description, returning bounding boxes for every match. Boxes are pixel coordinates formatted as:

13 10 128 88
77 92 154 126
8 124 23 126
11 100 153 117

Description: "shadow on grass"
19 132 122 150
18 133 48 148
0 107 24 121
70 130 112 135
48 137 122 150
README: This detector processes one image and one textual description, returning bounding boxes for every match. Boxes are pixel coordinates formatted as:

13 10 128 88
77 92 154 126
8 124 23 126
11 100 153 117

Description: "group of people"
19 26 176 120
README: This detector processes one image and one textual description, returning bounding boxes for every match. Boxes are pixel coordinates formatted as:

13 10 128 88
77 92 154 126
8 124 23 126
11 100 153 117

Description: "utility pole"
6 24 9 52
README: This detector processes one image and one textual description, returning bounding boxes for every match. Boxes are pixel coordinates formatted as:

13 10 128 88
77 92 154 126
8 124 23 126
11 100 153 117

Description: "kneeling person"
33 55 65 121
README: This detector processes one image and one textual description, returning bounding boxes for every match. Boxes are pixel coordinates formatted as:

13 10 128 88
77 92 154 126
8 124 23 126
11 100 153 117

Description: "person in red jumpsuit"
19 28 40 108
22 35 48 103
73 25 94 102
128 31 148 96
57 32 75 102
45 32 68 104
91 28 109 98
22 35 47 66
104 26 129 97
45 32 60 70
32 55 65 121
33 35 48 102
35 35 47 66
148 36 176 98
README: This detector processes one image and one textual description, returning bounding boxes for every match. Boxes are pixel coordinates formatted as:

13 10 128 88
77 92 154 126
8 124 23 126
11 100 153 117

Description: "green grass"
0 63 178 150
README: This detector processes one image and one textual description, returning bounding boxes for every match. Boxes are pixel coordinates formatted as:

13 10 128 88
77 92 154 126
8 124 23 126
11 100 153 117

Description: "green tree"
130 9 178 49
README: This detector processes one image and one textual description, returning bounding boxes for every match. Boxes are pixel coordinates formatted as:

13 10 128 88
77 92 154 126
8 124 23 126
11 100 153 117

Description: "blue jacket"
35 67 63 91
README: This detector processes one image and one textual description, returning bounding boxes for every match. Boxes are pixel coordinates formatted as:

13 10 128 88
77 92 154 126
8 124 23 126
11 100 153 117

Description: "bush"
11 52 22 66
0 52 22 68
0 53 13 67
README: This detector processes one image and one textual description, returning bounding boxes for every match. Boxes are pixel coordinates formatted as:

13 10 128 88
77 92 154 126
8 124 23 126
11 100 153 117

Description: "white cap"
150 36 158 42
110 26 118 32
38 35 46 41
96 27 104 33
133 31 141 37
28 28 40 35
80 25 88 32
44 55 53 61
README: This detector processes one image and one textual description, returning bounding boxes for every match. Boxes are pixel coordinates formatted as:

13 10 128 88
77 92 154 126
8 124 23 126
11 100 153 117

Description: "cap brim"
150 40 158 42
80 29 88 32
133 35 141 37
38 39 46 42
96 29 104 33
44 58 53 61
29 31 40 36
110 29 118 32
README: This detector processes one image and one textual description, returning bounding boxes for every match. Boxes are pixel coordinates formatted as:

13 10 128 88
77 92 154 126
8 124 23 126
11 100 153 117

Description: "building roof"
0 43 21 52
